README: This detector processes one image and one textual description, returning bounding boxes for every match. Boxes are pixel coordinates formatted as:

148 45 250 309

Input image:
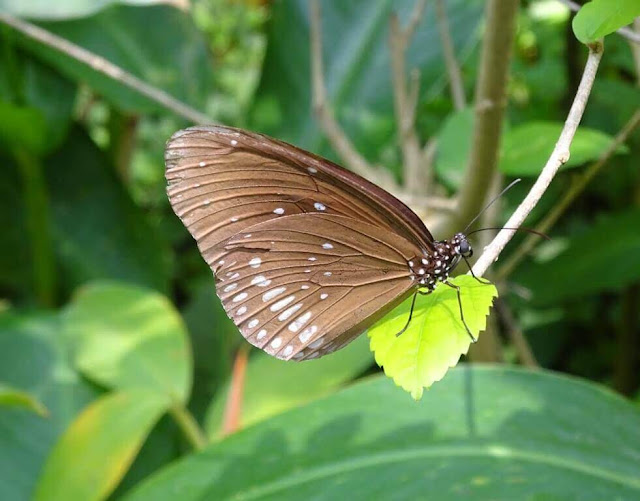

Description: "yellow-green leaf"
34 389 170 501
369 275 497 400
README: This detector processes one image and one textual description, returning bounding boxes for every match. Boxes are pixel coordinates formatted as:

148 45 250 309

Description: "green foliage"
369 276 498 400
500 122 628 175
1 0 640 499
0 383 48 416
63 281 192 402
573 0 640 44
516 209 640 305
204 335 373 440
34 389 171 501
125 367 640 500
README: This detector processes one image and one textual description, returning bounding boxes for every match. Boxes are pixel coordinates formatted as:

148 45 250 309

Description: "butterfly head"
451 232 473 258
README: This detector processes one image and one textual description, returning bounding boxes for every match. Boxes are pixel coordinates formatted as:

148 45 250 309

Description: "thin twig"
389 2 428 194
495 298 540 368
473 41 604 277
169 404 208 450
221 345 249 437
435 0 466 110
557 0 640 45
443 0 520 236
0 13 212 124
309 0 396 189
496 109 640 279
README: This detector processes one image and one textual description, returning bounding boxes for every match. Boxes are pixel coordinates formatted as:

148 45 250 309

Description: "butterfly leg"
463 256 491 285
395 292 418 337
444 280 477 343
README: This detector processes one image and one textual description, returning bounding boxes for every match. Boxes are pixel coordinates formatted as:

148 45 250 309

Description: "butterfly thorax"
408 232 472 291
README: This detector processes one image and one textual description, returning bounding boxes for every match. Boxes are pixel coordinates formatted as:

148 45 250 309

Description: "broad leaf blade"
500 122 627 176
124 367 640 500
369 275 497 400
573 0 640 44
63 281 192 403
34 389 170 501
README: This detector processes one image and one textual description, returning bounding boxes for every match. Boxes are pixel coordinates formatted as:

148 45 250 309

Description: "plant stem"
450 0 519 232
0 13 212 125
170 403 208 451
472 41 604 277
15 151 56 307
221 344 250 437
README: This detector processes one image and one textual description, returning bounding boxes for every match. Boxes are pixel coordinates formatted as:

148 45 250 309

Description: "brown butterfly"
165 126 475 361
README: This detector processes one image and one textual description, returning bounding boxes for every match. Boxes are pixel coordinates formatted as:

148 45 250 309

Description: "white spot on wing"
301 285 310 290
248 319 259 329
278 303 302 321
271 337 282 349
249 257 261 268
262 287 286 302
232 292 247 302
299 325 318 343
308 257 317 261
284 345 293 357
314 202 326 211
223 283 237 292
322 243 333 249
273 208 285 215
324 272 332 276
199 161 206 167
320 293 328 300
236 306 247 315
308 167 317 174
270 295 295 312
288 311 311 332
231 139 238 146
256 329 267 340
251 275 267 286
309 336 324 348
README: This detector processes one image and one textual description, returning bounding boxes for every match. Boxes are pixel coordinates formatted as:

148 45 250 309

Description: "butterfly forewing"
211 213 418 360
165 126 434 253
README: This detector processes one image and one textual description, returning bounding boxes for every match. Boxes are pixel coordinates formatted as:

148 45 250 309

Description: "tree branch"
473 41 604 277
388 1 428 194
446 0 519 234
496 108 640 279
495 298 539 368
309 0 396 189
0 13 212 124
435 0 466 110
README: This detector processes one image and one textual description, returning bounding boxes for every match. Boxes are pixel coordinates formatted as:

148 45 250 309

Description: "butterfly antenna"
463 179 521 234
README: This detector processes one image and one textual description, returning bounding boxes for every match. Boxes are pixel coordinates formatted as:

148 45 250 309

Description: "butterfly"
165 126 476 361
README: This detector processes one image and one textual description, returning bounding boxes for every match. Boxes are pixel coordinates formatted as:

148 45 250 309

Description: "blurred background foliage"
1 0 639 499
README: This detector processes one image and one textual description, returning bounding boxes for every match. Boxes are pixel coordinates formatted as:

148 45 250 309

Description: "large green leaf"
516 208 640 305
63 281 192 403
0 0 163 20
369 275 497 400
34 389 170 501
126 367 640 500
0 311 98 501
46 127 172 294
251 0 483 162
572 0 640 44
204 335 373 440
15 4 213 114
499 122 628 176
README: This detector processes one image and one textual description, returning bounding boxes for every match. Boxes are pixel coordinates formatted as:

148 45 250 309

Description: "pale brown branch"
388 4 428 194
309 0 396 189
473 41 604 277
0 13 212 124
435 0 466 110
496 109 640 279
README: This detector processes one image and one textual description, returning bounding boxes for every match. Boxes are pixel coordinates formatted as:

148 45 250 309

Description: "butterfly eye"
459 239 473 257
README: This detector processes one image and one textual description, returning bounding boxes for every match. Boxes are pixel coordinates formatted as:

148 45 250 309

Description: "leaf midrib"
230 444 640 500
